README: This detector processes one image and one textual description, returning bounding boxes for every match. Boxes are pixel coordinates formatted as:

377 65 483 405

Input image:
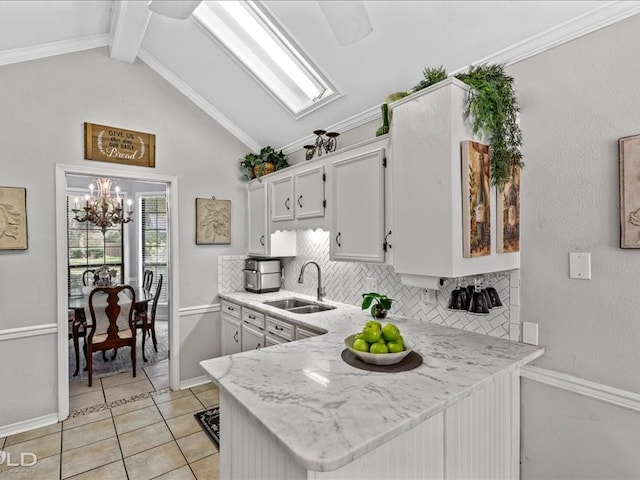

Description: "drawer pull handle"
248 315 255 320
336 232 342 247
285 198 290 210
275 325 283 331
233 331 238 343
259 235 265 246
297 195 303 208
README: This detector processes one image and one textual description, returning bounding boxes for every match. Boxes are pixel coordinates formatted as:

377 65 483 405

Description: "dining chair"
82 269 95 286
68 309 86 377
143 269 154 291
86 285 137 387
135 274 163 362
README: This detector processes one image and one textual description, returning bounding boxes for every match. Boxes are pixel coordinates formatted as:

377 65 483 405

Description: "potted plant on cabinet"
361 292 394 319
411 64 523 187
240 146 289 181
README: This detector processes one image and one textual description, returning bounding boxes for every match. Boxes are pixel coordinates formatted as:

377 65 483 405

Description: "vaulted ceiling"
2 1 640 153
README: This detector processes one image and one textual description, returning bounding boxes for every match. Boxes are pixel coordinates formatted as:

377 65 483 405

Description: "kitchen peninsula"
201 291 544 479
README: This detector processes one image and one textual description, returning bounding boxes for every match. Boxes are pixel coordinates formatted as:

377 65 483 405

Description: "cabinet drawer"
221 300 241 319
266 332 288 346
295 326 322 340
242 308 265 329
266 316 294 341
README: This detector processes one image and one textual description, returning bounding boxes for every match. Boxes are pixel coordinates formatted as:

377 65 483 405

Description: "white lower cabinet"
295 326 323 341
241 323 265 351
221 315 241 356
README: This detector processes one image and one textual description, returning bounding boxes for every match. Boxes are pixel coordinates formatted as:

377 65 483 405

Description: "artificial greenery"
411 65 448 93
411 63 523 187
361 292 394 319
240 146 289 181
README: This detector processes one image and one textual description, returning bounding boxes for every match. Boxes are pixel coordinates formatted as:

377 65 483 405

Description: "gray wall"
0 47 247 427
508 14 640 479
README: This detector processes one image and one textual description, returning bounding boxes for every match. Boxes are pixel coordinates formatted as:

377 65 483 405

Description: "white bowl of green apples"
345 320 414 366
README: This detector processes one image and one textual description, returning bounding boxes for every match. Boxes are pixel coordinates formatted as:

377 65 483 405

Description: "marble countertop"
201 290 544 472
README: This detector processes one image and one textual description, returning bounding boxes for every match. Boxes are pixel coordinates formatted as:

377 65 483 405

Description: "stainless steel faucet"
298 261 325 302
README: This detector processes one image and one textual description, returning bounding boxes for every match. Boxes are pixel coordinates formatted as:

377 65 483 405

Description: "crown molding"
284 1 640 154
279 104 380 155
0 34 109 67
454 1 640 73
137 48 261 152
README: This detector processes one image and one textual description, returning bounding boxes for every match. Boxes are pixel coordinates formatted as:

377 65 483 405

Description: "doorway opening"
55 164 180 421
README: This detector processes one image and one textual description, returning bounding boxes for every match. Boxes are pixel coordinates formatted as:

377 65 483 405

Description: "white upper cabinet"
248 181 296 257
331 147 386 263
248 182 268 256
390 78 519 288
271 165 325 225
294 166 325 219
271 176 294 222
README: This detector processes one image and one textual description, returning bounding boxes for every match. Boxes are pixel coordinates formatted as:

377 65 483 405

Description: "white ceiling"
2 1 640 153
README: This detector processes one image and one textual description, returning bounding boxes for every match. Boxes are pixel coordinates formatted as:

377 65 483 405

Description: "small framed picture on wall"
0 186 28 250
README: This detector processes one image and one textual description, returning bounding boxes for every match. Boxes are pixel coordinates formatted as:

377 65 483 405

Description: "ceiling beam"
109 1 152 64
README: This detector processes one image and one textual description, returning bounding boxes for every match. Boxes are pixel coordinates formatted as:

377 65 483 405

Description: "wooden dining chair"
135 274 163 362
82 269 95 286
68 309 86 377
86 285 136 387
143 269 154 291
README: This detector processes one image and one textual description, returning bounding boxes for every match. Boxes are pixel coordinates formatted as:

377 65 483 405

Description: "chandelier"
72 178 133 234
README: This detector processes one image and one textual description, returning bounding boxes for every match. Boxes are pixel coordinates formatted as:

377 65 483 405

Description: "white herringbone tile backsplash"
220 231 520 340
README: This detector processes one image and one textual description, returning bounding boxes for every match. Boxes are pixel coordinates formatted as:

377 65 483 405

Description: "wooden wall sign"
461 141 491 258
619 133 640 248
84 122 156 168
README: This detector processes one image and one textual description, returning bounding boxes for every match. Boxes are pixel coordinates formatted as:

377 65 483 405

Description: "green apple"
365 320 382 330
370 342 389 354
387 341 404 353
353 338 370 352
381 323 401 342
362 324 382 344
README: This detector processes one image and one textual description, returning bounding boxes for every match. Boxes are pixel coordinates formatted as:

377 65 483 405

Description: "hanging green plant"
411 64 523 187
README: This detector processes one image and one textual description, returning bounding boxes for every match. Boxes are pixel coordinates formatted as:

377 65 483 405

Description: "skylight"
193 1 338 118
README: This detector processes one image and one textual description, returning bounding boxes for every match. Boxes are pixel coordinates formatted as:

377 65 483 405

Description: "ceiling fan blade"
147 0 202 20
317 1 373 46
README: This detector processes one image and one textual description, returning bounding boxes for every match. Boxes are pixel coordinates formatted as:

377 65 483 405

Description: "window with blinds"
141 196 168 303
67 195 124 291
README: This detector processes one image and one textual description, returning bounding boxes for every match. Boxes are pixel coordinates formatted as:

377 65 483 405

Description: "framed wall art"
461 141 491 258
619 133 640 248
196 197 231 245
496 166 521 253
0 186 28 250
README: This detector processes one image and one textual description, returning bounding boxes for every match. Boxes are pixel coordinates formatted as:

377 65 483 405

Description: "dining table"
68 285 155 376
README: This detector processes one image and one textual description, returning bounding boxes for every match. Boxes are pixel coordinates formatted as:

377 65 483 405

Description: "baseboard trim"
180 375 211 390
179 304 221 317
0 323 57 342
0 413 59 439
520 365 640 413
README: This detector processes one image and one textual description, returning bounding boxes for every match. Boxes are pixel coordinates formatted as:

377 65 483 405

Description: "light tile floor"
0 360 220 479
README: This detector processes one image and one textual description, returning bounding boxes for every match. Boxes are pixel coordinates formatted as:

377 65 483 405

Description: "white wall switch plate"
522 321 539 345
364 277 377 292
421 289 437 305
569 252 591 280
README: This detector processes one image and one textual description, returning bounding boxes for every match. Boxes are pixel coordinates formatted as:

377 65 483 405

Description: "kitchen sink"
263 298 336 314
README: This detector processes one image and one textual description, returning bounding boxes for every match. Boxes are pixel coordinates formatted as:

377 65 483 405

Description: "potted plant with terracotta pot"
240 146 289 181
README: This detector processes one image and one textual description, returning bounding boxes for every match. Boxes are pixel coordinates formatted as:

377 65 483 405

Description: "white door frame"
55 164 180 421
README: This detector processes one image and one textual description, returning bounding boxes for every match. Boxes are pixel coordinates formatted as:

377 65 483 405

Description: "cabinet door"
271 176 294 222
221 315 241 356
241 324 265 352
247 182 268 255
294 166 325 219
332 149 385 262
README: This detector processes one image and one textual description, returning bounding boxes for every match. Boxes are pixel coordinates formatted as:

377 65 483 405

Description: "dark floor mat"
194 407 220 449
